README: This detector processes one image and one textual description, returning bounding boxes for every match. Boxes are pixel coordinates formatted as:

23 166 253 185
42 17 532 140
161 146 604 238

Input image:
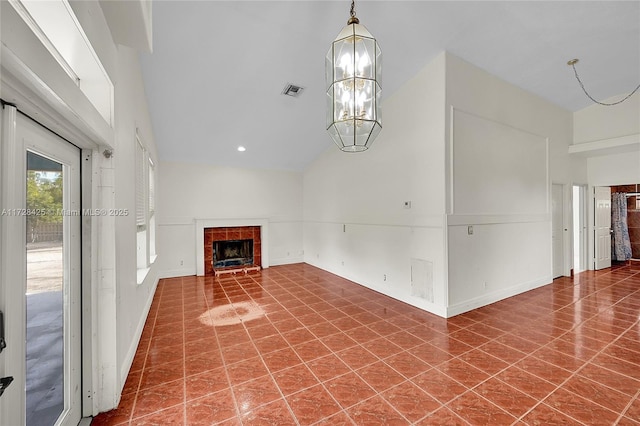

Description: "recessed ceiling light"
237 146 246 152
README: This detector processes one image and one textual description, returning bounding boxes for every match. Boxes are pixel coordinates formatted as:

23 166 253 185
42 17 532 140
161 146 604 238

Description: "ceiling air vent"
282 83 304 97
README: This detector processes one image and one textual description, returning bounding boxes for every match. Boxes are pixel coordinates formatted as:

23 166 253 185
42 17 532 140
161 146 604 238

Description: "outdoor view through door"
26 152 65 426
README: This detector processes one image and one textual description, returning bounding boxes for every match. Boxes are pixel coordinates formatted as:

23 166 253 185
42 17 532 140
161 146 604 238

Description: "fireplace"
203 225 262 275
213 239 253 267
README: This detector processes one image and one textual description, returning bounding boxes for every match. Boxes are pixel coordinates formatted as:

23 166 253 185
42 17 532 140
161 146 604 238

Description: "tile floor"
92 263 640 425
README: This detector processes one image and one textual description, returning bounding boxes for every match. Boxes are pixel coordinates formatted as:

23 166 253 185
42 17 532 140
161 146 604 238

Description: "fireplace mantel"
195 218 269 276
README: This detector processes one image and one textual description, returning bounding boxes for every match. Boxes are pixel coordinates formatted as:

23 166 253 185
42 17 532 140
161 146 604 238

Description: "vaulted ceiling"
140 1 640 171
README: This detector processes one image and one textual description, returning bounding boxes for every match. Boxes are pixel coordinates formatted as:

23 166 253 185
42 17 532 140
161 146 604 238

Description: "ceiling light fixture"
326 0 381 152
568 58 640 106
237 146 246 152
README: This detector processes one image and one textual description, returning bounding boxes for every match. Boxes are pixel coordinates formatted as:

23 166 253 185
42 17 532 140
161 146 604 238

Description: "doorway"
552 184 565 278
594 186 612 270
1 109 82 426
572 185 588 274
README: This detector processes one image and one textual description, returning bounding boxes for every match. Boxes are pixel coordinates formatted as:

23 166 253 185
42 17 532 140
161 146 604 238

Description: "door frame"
0 104 91 424
572 184 588 274
551 183 571 278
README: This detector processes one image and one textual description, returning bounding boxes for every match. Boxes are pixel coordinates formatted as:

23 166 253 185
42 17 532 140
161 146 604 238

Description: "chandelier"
326 0 381 152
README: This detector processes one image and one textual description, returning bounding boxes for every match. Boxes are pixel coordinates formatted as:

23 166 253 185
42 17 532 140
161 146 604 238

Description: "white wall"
157 161 303 277
444 53 574 315
303 53 448 316
574 94 640 144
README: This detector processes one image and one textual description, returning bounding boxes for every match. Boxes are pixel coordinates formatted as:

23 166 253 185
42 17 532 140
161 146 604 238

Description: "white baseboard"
158 268 195 279
269 257 304 266
446 276 552 317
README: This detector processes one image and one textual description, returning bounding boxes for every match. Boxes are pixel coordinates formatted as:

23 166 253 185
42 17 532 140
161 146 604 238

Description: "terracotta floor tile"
131 404 186 426
313 410 355 425
90 391 136 425
261 348 302 372
531 347 586 372
239 399 296 425
381 380 441 422
232 375 281 415
132 379 185 419
185 367 230 401
138 359 184 391
411 369 468 404
335 345 379 370
474 378 538 417
344 325 381 345
324 372 377 409
435 358 490 388
307 354 351 381
458 349 509 376
384 351 431 379
356 361 406 392
544 388 619 425
408 342 454 366
272 363 319 396
252 334 289 354
415 406 470 425
226 357 268 386
520 402 583 425
321 332 358 352
286 384 341 424
109 264 640 425
361 337 404 359
346 395 408 425
624 394 640 421
447 391 516 425
185 389 238 425
495 366 557 400
515 356 572 385
281 328 316 346
562 375 633 413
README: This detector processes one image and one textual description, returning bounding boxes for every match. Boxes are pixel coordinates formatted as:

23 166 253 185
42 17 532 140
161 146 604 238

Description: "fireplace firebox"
213 239 254 268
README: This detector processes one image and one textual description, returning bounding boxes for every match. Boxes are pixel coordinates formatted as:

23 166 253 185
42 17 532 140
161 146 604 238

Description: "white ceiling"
140 1 640 171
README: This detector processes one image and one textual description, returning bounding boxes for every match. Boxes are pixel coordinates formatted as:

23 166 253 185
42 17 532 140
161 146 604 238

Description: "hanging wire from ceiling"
568 59 640 106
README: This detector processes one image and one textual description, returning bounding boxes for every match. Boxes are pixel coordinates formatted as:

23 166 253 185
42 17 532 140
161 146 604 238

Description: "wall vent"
282 83 304 97
411 259 434 303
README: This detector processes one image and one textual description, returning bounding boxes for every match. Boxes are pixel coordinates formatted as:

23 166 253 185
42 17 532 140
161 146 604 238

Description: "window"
135 133 156 282
13 0 114 125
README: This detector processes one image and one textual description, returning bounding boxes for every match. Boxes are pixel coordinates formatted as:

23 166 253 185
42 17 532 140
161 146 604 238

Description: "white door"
552 184 564 278
0 109 82 426
594 186 612 270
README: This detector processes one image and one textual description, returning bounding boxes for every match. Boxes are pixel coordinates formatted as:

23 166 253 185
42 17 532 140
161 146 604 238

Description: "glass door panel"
26 151 64 426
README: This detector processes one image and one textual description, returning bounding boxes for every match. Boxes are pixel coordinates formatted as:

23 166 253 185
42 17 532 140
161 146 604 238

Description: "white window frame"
135 132 156 284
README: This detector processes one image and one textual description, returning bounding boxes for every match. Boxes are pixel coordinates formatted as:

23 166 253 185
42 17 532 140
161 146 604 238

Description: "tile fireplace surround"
195 219 269 276
204 226 261 275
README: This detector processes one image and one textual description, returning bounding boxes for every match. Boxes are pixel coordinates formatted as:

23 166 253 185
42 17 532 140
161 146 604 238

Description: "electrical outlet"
180 260 184 266
384 274 387 281
468 225 474 235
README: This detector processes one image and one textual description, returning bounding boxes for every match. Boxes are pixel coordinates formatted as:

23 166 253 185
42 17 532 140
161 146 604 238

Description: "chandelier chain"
570 62 640 106
350 0 356 18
